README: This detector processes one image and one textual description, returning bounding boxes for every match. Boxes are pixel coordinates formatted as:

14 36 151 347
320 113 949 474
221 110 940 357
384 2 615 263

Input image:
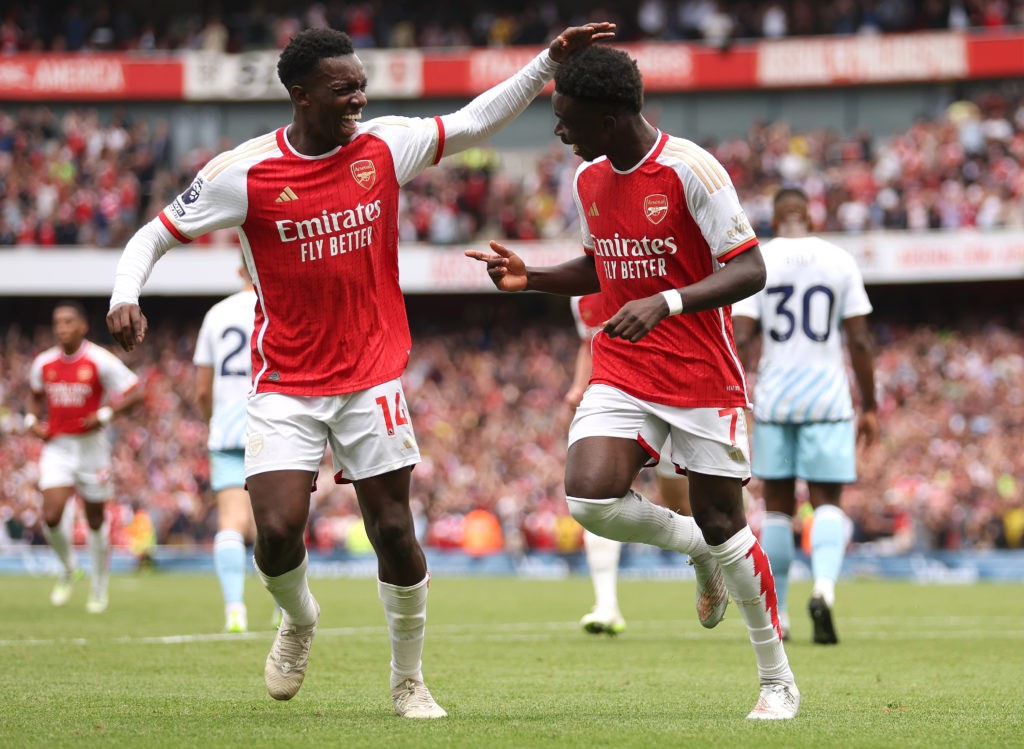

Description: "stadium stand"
2 88 1022 247
3 1 1022 52
1 14 1022 569
2 301 1022 553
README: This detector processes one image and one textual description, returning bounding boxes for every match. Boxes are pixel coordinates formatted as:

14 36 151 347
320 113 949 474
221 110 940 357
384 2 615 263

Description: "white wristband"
660 289 684 316
24 413 38 429
97 406 114 425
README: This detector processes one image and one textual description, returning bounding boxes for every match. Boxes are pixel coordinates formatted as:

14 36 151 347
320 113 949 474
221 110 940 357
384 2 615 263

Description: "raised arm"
439 23 615 156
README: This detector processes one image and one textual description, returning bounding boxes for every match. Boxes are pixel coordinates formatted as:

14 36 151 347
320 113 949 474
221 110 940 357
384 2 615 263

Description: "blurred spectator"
1 1 1023 52
1 310 1022 554
2 87 1022 248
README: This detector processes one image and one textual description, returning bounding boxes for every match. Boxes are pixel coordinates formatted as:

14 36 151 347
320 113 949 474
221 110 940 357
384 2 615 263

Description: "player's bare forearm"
525 256 601 296
465 243 599 295
677 246 766 313
843 316 877 412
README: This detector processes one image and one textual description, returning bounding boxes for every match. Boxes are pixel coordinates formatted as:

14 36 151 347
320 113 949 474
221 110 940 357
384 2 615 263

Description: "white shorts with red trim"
568 384 750 480
38 431 113 501
244 378 421 483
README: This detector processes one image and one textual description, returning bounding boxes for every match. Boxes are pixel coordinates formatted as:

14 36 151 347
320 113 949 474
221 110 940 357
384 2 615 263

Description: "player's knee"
256 511 307 548
566 496 620 536
365 513 415 554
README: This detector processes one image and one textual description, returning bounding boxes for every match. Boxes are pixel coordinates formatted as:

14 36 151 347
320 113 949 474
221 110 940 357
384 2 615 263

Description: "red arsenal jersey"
29 341 139 437
159 119 445 396
574 131 757 408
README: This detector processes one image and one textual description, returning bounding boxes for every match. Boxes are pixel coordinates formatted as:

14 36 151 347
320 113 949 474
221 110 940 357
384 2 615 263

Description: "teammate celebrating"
468 45 799 720
733 187 878 645
567 293 699 637
194 262 258 634
26 301 141 613
106 23 615 717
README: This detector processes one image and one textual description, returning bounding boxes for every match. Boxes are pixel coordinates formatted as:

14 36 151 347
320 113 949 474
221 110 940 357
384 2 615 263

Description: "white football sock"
379 574 429 688
256 553 318 627
583 530 622 612
566 490 709 556
43 521 75 575
709 525 793 684
87 522 110 595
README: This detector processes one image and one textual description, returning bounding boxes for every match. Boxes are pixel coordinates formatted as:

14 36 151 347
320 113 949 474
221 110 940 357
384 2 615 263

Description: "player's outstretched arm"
464 241 529 292
439 23 615 157
464 242 600 295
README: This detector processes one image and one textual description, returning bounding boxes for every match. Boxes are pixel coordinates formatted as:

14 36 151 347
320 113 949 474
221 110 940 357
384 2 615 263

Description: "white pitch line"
2 617 1024 647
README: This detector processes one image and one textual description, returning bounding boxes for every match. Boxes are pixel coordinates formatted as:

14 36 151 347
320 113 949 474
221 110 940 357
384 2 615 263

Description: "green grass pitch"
1 573 1022 748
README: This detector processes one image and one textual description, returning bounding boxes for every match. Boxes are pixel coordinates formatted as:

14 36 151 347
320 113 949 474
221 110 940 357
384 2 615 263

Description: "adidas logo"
275 187 298 203
588 202 599 217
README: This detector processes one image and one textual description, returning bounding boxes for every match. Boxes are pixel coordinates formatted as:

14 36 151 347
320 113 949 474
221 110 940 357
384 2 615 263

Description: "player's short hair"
554 46 644 114
774 187 809 206
53 299 88 321
277 28 356 89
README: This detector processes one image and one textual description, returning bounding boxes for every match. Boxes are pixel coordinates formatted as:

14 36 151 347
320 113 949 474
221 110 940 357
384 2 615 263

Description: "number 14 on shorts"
375 392 408 436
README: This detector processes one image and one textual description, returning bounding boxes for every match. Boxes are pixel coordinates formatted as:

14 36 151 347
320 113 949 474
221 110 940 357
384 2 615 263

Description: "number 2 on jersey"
375 392 408 436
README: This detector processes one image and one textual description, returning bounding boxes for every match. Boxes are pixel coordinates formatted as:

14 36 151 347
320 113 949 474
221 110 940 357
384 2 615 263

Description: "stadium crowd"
2 0 1022 53
2 86 1023 248
1 310 1022 555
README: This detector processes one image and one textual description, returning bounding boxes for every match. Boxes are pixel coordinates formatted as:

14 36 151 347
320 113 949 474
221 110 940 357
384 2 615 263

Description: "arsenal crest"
644 194 669 224
351 160 376 190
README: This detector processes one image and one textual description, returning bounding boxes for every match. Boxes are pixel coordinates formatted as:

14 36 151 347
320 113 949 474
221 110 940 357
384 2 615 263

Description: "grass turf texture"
1 574 1022 748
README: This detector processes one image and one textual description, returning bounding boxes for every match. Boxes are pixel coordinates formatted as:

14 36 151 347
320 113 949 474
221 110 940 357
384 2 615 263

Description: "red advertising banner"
0 31 1020 101
0 55 182 100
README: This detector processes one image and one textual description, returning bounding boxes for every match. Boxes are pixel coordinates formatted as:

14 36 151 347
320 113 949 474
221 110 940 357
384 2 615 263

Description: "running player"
467 44 799 720
733 186 878 645
194 262 257 634
568 292 696 636
26 300 141 613
107 23 615 717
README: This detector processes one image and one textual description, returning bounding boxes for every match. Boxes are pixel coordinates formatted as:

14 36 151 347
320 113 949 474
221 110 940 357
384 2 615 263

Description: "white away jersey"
732 235 873 423
194 289 257 450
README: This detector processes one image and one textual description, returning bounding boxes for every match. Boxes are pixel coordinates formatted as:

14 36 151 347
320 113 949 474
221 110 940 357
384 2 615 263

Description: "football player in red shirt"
107 23 615 717
27 301 141 614
468 44 799 720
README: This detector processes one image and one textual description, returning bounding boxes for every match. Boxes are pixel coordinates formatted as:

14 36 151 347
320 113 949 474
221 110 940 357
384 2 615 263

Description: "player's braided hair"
277 28 356 89
553 45 643 114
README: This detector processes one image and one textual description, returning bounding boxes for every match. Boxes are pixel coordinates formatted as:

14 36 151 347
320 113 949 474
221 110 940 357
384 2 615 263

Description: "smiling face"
292 55 368 151
551 91 613 163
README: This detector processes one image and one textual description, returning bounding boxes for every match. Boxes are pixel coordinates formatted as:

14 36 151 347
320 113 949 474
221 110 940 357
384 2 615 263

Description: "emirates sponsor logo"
351 159 376 190
275 200 382 242
644 194 669 224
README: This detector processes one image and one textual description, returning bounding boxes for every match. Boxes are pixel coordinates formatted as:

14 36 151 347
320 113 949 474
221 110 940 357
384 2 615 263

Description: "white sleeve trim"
439 51 557 156
109 217 180 310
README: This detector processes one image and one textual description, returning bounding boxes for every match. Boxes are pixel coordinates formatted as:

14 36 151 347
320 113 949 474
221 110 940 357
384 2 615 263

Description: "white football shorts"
244 378 421 483
38 431 113 501
568 384 751 480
